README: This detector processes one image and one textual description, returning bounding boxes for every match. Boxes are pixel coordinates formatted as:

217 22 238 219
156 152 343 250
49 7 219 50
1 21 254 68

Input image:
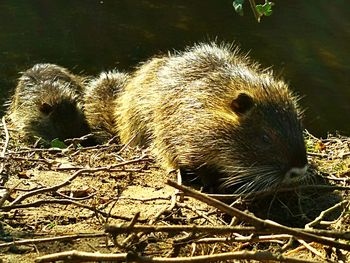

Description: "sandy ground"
0 128 350 263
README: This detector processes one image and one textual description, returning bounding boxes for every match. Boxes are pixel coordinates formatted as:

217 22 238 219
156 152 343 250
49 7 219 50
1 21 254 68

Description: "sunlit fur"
84 70 129 143
116 42 308 194
5 63 91 143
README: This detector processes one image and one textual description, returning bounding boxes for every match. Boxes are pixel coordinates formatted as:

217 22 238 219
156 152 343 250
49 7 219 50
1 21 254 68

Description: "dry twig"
7 168 89 206
167 179 350 251
0 116 10 177
186 234 291 245
305 200 349 229
296 240 331 263
1 198 141 221
104 223 350 241
105 224 257 236
35 249 321 263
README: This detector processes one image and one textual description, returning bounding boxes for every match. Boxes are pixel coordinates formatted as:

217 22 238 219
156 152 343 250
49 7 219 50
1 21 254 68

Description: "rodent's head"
31 82 91 142
217 79 308 194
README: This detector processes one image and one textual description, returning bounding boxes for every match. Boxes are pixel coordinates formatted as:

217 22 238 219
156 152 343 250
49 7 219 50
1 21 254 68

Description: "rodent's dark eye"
39 102 53 115
230 92 254 115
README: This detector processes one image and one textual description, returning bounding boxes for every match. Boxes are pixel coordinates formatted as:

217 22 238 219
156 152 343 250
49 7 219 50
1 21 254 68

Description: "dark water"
0 0 349 137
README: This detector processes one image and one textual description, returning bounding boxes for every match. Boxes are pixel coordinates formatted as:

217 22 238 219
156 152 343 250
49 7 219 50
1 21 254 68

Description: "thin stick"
118 196 171 202
102 223 350 241
0 116 10 174
105 224 257 236
296 240 331 262
167 179 350 251
8 148 63 154
248 0 260 22
8 168 88 206
307 152 328 158
0 117 9 158
1 198 140 221
305 200 349 229
7 160 150 206
35 250 321 263
193 234 290 245
55 155 152 172
35 250 127 263
116 133 137 154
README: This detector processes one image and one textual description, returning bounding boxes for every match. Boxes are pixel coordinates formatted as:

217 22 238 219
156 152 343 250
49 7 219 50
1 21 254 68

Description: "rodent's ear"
39 102 53 115
230 92 254 115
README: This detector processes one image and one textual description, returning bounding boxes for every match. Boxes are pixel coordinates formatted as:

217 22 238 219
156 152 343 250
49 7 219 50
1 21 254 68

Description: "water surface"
0 0 349 137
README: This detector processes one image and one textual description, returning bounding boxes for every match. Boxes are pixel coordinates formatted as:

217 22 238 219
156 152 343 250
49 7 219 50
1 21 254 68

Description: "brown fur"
115 43 308 193
6 63 91 144
84 70 129 143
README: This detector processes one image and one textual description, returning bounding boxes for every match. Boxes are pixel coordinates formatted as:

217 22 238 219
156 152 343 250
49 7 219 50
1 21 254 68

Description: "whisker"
219 165 285 194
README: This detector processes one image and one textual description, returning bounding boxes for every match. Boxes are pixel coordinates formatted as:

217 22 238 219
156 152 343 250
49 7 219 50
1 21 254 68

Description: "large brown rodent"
116 42 308 193
84 70 129 143
6 63 92 144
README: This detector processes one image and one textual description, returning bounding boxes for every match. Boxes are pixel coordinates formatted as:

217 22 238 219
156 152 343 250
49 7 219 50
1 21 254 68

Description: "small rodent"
6 63 92 144
84 70 129 143
116 42 308 193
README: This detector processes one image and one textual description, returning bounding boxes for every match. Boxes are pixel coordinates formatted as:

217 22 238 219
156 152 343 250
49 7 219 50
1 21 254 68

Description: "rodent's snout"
286 143 308 181
284 164 308 183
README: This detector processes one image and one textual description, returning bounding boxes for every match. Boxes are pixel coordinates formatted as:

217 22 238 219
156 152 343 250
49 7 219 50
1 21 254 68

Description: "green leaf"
256 1 274 17
232 0 245 16
50 138 67 149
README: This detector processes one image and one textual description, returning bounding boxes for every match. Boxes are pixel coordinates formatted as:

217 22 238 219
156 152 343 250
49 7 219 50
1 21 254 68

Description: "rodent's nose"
285 164 308 181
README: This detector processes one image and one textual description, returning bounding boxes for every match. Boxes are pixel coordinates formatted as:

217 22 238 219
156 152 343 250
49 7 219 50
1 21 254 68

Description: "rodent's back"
116 43 308 193
6 63 91 144
84 70 129 143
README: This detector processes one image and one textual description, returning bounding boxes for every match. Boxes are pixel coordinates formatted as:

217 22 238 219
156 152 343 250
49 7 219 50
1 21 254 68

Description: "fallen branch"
105 224 257 236
70 144 116 154
8 148 63 154
35 250 321 263
104 223 350 241
64 133 94 146
1 198 141 221
55 155 152 172
116 133 137 154
167 179 350 251
35 250 127 263
6 160 151 207
186 234 291 245
302 228 350 240
7 168 89 206
118 196 171 202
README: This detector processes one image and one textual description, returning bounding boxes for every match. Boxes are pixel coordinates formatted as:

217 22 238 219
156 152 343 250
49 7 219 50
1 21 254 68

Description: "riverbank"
0 123 349 262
